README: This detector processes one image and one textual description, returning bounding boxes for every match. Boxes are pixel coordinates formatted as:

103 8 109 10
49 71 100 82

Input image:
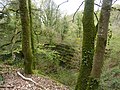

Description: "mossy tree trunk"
75 0 95 90
28 0 36 69
86 0 112 90
19 0 33 74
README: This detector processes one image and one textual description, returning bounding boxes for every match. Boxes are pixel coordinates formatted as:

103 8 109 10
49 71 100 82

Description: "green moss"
19 0 33 74
75 0 95 90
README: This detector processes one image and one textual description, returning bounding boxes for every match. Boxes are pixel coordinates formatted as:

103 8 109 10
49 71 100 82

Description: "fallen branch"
17 72 46 90
0 85 14 88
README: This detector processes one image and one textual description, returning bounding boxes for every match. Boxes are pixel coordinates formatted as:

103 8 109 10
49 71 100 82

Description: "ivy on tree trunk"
86 0 112 90
75 0 95 90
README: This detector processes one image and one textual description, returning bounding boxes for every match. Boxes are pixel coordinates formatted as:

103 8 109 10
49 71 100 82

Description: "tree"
75 14 82 38
19 0 33 74
40 0 60 27
61 16 69 41
0 0 21 53
86 0 113 89
75 0 95 90
28 0 36 69
38 0 62 44
28 0 34 54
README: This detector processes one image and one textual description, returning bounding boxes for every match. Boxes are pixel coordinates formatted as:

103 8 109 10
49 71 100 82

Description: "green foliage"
100 68 120 90
87 77 99 90
36 49 61 73
99 34 120 90
48 68 78 89
60 16 69 41
75 13 83 38
0 0 120 89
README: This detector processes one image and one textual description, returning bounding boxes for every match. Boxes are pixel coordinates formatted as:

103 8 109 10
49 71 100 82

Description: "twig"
17 72 46 90
72 1 84 22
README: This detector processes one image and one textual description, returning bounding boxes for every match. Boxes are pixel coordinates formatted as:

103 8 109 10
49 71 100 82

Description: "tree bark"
86 0 112 90
28 0 36 69
19 0 33 74
75 0 95 90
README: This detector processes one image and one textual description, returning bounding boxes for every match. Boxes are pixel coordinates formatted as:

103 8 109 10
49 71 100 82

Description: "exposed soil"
0 64 70 90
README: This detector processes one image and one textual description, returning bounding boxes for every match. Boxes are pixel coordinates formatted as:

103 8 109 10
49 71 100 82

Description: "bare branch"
0 42 11 48
94 3 101 7
0 2 9 12
55 0 69 27
0 40 21 49
112 7 120 11
10 31 21 42
112 0 118 5
56 0 69 13
57 0 69 8
72 1 84 22
0 2 5 7
94 12 99 22
0 85 14 88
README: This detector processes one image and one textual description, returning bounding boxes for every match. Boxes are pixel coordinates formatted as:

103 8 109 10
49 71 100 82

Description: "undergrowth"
0 34 120 90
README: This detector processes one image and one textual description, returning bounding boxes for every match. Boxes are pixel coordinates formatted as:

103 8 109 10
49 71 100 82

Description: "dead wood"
0 85 14 88
17 71 46 90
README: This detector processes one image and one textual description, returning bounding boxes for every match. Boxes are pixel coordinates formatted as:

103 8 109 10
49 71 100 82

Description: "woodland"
0 0 120 90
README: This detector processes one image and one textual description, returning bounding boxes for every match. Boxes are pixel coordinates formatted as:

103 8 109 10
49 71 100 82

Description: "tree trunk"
75 0 95 90
28 0 36 69
86 0 112 90
19 0 33 74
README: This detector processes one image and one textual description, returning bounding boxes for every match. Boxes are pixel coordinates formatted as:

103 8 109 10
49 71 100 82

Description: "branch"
112 0 118 5
94 3 101 7
0 11 7 14
72 1 84 22
8 9 19 13
17 72 46 90
0 2 9 12
0 85 14 88
0 2 5 7
0 42 11 48
57 0 69 8
11 31 21 42
0 40 21 49
55 0 69 25
112 7 120 11
94 12 99 22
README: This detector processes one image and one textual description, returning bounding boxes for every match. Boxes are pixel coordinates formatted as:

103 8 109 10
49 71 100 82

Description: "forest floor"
0 64 70 90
